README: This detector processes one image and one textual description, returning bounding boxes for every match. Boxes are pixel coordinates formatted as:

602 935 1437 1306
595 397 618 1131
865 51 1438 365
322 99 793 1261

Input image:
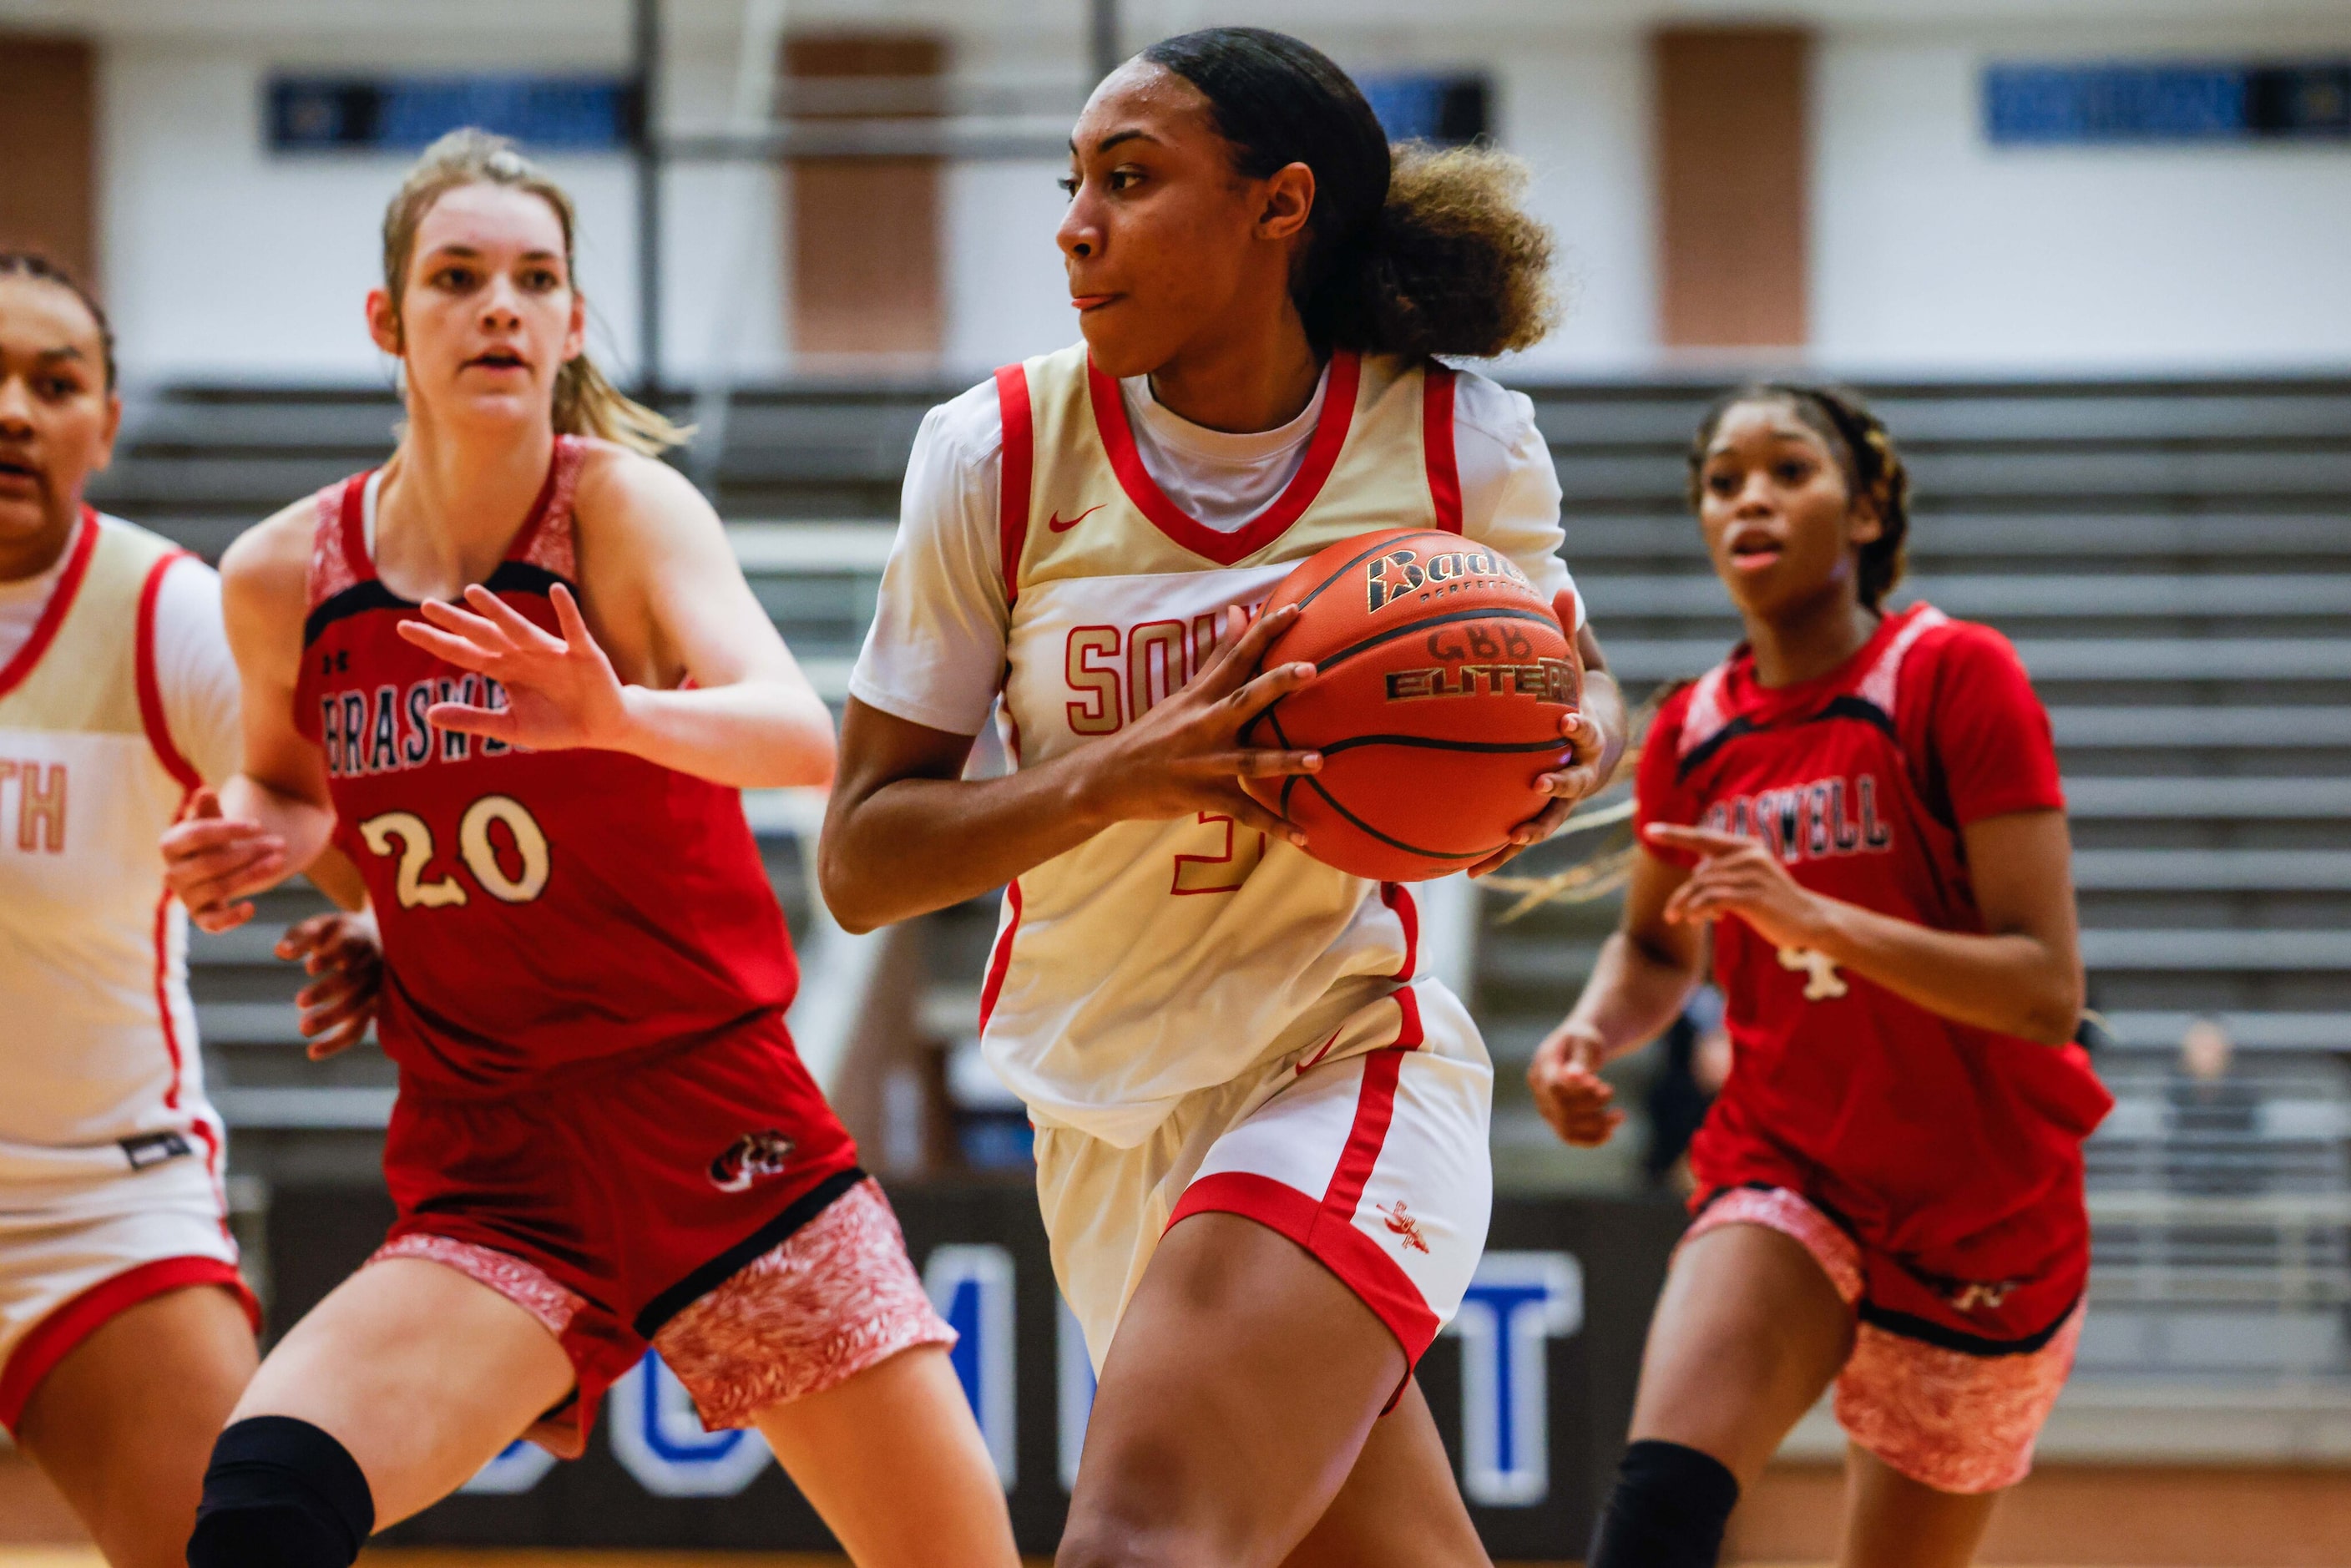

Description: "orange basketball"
1240 527 1581 882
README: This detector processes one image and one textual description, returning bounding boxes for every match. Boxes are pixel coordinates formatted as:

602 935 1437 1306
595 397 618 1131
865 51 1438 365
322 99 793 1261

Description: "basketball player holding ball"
160 132 1017 1568
1529 387 2111 1568
823 29 1625 1565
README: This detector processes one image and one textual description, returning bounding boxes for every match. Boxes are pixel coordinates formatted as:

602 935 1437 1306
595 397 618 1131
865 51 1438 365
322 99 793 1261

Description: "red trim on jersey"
1422 362 1462 533
976 878 1024 1032
0 1256 258 1433
993 364 1034 607
134 548 208 1160
1380 883 1419 980
134 551 203 791
0 508 99 700
1086 352 1362 567
190 1115 234 1241
336 473 373 584
1390 984 1427 1051
149 887 190 1113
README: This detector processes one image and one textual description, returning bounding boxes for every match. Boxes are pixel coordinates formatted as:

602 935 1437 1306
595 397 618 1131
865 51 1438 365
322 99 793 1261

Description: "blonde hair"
381 128 687 456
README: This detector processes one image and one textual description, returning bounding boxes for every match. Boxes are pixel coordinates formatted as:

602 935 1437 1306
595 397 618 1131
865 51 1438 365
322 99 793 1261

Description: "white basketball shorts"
0 1161 255 1432
1036 978 1493 1373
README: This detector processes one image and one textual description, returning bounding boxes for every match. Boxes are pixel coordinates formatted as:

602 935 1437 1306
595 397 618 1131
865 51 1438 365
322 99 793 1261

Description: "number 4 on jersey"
359 794 551 908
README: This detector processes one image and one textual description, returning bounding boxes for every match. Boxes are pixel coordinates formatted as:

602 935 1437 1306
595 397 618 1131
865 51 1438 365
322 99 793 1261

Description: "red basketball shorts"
371 1014 951 1455
1685 1183 2087 1494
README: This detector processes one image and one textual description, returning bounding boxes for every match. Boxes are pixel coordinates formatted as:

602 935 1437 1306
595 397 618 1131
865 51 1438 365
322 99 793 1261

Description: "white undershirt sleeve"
152 555 243 786
1452 372 1584 630
847 383 1013 737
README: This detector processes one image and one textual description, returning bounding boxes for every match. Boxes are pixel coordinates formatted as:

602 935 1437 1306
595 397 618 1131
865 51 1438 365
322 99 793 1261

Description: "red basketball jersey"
292 439 796 1094
1638 604 2112 1261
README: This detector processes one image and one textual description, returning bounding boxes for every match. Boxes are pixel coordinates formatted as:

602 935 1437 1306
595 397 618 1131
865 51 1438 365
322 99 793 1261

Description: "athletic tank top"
0 511 229 1197
982 346 1483 1146
1642 604 2113 1257
293 438 796 1095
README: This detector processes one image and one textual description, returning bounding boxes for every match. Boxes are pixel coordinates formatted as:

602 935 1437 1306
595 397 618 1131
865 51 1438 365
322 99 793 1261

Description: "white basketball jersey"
0 513 228 1204
982 346 1540 1147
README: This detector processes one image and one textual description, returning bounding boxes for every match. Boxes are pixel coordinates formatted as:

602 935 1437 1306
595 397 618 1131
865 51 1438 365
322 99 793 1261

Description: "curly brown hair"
1141 28 1560 359
1687 382 1913 611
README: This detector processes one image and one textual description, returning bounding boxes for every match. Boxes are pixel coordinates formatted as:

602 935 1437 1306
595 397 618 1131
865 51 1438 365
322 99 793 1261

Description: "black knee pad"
1585 1438 1741 1568
187 1416 374 1568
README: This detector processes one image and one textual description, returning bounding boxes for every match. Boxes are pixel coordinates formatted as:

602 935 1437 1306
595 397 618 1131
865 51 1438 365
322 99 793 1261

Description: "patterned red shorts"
1684 1186 2084 1495
371 1177 954 1454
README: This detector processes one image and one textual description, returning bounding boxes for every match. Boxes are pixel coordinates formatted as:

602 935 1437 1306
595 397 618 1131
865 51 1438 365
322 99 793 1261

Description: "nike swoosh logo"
1047 503 1105 534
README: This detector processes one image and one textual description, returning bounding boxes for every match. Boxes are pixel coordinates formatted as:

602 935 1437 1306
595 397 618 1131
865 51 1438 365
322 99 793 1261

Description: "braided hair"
1686 383 1912 610
0 252 115 391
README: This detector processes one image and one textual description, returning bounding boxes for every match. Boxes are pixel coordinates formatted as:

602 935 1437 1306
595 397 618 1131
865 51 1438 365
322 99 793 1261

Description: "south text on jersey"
0 760 66 853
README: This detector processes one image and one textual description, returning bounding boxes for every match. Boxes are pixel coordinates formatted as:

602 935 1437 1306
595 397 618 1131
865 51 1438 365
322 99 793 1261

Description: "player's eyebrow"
1072 128 1155 158
33 345 88 363
420 245 562 263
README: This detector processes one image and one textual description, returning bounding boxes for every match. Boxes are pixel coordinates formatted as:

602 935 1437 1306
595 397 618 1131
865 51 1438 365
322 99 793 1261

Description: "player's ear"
1848 494 1884 549
561 290 587 365
1257 161 1315 243
365 287 402 357
92 387 122 473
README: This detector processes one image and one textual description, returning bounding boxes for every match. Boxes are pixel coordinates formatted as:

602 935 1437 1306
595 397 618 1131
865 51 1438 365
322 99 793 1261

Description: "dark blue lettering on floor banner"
270 1184 1682 1556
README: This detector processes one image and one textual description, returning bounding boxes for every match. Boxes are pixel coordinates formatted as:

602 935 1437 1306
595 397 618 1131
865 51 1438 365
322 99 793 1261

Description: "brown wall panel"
1654 26 1808 349
0 34 97 288
784 33 944 361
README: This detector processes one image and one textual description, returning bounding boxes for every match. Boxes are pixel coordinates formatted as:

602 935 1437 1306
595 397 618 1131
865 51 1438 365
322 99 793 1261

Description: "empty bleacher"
104 372 2351 1422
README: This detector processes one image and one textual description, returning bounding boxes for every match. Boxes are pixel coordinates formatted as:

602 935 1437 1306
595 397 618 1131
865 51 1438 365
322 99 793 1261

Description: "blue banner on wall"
268 74 639 153
1360 73 1492 146
1986 60 2351 144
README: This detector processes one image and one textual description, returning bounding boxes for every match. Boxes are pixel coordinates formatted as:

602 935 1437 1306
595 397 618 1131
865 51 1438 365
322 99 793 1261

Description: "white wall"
98 29 797 386
73 5 2351 384
1813 20 2351 372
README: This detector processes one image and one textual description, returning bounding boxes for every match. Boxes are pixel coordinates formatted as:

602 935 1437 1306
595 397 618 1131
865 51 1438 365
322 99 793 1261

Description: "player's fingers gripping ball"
1241 527 1581 880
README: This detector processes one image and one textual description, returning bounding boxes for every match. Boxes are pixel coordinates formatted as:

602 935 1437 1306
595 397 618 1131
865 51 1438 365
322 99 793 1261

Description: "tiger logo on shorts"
709 1130 797 1192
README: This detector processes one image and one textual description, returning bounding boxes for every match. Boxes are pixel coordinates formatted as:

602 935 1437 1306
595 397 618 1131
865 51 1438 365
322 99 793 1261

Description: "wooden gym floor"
8 1450 2351 1565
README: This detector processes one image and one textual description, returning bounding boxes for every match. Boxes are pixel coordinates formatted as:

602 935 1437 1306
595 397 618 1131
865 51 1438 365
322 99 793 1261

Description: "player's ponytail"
1689 384 1914 611
380 129 688 456
1140 28 1560 360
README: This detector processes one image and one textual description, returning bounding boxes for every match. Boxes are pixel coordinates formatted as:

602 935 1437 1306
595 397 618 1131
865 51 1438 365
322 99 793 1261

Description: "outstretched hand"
1074 601 1322 846
397 581 630 752
276 910 384 1060
161 788 286 933
1646 822 1828 950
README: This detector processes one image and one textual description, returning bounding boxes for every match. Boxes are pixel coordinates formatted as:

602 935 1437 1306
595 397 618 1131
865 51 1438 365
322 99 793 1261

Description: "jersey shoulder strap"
0 513 185 749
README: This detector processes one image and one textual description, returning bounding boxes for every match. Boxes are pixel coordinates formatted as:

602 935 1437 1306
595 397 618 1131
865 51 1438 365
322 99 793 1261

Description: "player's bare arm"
820 601 1321 933
1647 806 2083 1044
1528 842 1705 1146
161 498 339 932
400 442 833 789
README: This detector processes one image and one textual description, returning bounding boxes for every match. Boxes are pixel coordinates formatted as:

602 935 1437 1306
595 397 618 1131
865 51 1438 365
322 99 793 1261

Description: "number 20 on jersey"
358 794 550 908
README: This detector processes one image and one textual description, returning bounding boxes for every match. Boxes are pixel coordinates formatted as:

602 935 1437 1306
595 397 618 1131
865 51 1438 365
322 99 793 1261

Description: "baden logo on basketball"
1364 547 1538 614
708 1130 797 1192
